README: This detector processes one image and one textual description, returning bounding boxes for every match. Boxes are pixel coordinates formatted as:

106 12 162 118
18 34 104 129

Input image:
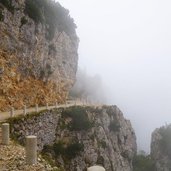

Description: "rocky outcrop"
151 124 171 171
0 0 78 111
9 105 137 171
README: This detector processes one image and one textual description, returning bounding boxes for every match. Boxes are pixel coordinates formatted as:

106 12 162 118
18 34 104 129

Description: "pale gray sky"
58 0 171 152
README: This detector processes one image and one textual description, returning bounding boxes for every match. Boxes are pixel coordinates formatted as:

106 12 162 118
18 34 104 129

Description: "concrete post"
26 135 37 165
1 123 10 145
10 107 14 117
23 105 27 115
35 104 39 112
46 103 49 110
87 166 105 171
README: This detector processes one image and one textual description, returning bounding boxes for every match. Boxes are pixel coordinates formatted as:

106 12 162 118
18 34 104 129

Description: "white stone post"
1 123 10 145
26 135 37 165
35 104 39 112
87 166 105 171
23 105 27 115
46 103 49 110
10 107 14 117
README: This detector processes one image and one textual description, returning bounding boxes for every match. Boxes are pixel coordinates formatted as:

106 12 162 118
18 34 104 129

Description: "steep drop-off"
9 105 137 171
0 0 78 111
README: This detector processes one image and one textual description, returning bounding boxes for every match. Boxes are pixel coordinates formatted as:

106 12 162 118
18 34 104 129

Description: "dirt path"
0 100 88 122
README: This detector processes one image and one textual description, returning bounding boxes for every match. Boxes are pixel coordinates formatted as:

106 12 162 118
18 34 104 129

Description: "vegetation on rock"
62 106 93 131
42 141 84 160
24 0 76 40
158 125 171 158
0 9 4 22
133 154 155 171
109 120 120 132
1 0 14 13
20 16 28 27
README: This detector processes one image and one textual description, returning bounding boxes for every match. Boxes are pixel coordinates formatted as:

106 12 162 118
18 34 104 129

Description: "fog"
69 68 107 103
58 0 171 152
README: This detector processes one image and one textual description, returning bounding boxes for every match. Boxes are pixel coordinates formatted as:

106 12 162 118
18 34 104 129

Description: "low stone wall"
9 109 61 150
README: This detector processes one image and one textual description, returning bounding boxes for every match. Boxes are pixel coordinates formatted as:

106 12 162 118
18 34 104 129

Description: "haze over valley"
58 0 171 152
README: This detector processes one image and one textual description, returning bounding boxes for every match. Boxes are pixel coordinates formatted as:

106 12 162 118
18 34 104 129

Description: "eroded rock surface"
0 0 78 111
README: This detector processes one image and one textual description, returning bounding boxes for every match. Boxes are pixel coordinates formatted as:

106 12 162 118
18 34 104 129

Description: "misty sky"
58 0 171 152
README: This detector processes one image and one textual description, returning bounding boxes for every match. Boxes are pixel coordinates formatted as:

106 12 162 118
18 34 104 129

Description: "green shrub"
42 144 53 153
99 140 107 149
109 120 120 132
20 16 28 27
48 141 84 159
133 155 155 171
0 9 4 22
96 156 104 166
48 44 56 54
1 0 14 13
53 141 65 156
65 142 84 159
62 106 93 131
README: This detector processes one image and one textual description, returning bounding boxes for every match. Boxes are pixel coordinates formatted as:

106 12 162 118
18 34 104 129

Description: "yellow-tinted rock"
0 0 78 111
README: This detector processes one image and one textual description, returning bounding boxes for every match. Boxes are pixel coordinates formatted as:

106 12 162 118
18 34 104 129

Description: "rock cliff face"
0 0 78 111
9 105 137 171
151 124 171 171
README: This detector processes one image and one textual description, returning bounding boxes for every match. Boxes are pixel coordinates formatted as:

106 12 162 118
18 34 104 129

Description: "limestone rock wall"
9 105 137 171
151 125 171 171
0 0 78 111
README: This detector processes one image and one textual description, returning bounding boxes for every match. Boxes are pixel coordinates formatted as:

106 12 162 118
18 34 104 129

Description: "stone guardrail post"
46 103 49 110
87 166 105 171
35 104 39 112
1 123 10 145
10 107 14 117
26 135 37 165
23 105 27 115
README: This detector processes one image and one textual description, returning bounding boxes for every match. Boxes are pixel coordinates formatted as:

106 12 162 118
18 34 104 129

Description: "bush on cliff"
133 154 155 171
43 141 84 160
62 106 93 131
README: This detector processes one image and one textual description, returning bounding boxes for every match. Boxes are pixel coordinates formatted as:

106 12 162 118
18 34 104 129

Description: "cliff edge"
9 105 137 171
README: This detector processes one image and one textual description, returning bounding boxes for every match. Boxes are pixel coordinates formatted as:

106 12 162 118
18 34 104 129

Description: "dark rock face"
0 0 79 110
9 105 137 171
